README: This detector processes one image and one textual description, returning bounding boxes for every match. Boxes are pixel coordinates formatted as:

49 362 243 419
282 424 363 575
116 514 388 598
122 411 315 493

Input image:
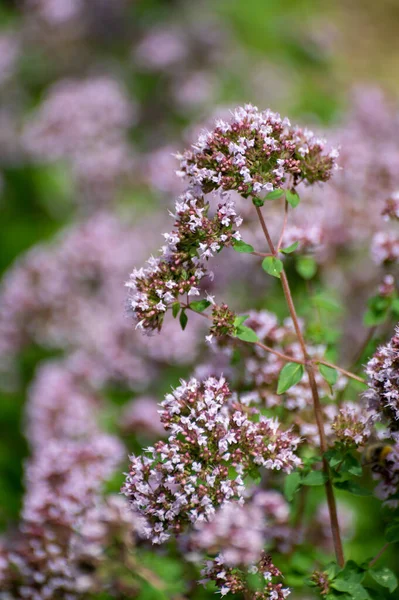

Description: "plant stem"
184 305 305 365
316 360 366 384
276 199 289 252
255 204 345 567
349 326 377 372
369 542 390 568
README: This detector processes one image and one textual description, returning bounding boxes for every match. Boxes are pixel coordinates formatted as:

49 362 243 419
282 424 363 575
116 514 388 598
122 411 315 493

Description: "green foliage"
277 362 305 394
296 255 317 279
369 568 398 593
235 324 259 342
189 300 211 312
265 189 285 200
280 241 299 254
179 309 188 330
232 239 255 253
262 255 284 278
319 363 338 386
285 189 300 208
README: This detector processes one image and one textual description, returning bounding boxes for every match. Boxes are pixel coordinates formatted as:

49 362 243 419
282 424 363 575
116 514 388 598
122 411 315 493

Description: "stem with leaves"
254 202 345 568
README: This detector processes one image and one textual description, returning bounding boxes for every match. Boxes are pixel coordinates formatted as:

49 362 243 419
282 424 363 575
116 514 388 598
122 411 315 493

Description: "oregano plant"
122 104 399 599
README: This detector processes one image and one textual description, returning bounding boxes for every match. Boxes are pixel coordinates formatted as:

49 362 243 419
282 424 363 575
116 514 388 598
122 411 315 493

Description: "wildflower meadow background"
2 1 399 599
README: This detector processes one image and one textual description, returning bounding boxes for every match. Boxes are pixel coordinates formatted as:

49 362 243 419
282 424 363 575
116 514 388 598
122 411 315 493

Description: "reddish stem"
255 203 345 567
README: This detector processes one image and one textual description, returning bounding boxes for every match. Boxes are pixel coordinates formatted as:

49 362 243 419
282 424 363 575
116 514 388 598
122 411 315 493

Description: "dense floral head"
126 190 241 332
201 553 291 599
177 104 338 201
122 376 301 544
365 325 399 432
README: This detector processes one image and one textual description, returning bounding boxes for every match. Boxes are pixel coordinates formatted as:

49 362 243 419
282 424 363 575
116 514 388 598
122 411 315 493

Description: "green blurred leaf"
189 300 211 312
296 255 317 279
172 302 180 318
369 568 398 593
233 239 255 253
262 256 283 278
280 241 299 254
301 471 328 486
284 471 301 501
277 362 305 394
235 325 258 343
333 480 371 496
286 188 300 208
265 189 285 200
179 309 188 330
319 364 338 386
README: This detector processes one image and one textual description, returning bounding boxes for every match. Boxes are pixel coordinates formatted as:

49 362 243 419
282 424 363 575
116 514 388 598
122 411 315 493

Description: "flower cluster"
22 77 135 205
331 402 373 448
208 302 237 340
371 231 399 265
382 192 399 221
122 376 301 544
200 553 291 599
126 190 242 332
0 434 125 599
365 325 399 432
177 104 338 201
0 211 205 390
190 500 266 567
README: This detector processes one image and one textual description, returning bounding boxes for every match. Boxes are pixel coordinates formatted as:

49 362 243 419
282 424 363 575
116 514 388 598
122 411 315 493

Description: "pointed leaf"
385 523 399 543
179 309 188 330
233 240 255 253
277 362 305 394
286 189 300 208
301 471 328 486
234 315 249 328
280 241 299 254
266 189 285 200
296 255 317 279
284 471 301 501
369 568 397 593
235 325 259 343
262 256 283 278
319 364 338 386
189 300 211 312
172 302 180 318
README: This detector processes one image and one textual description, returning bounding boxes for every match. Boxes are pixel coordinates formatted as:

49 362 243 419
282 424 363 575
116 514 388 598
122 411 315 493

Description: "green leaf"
277 362 305 394
179 309 188 330
331 581 370 600
232 240 255 253
313 293 342 313
234 315 249 328
284 471 301 501
280 241 299 254
385 522 399 543
391 298 399 315
189 299 211 312
363 308 389 327
172 302 180 318
333 480 371 496
301 471 328 486
235 325 259 343
286 189 300 208
296 255 317 279
262 256 283 278
330 449 363 477
265 189 285 200
369 568 398 593
319 364 338 386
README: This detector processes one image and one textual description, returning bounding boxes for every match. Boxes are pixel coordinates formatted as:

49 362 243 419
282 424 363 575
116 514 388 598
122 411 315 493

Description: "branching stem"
254 203 345 568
